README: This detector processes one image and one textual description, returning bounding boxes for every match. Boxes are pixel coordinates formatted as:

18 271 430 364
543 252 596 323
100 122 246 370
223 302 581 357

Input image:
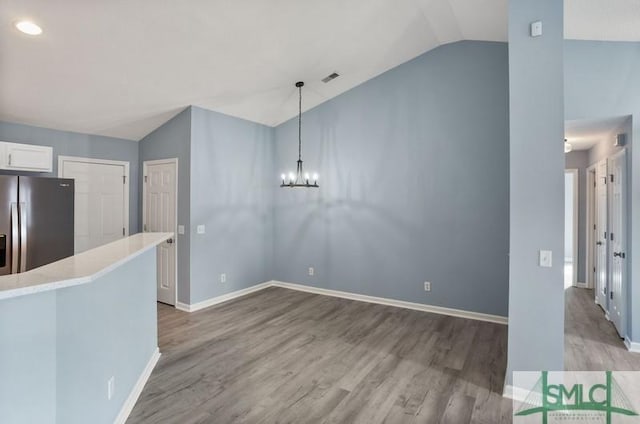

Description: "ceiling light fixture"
280 82 319 188
564 138 573 153
15 20 43 35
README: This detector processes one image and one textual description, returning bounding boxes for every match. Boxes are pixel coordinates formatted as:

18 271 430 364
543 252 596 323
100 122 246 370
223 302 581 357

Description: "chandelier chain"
298 84 302 162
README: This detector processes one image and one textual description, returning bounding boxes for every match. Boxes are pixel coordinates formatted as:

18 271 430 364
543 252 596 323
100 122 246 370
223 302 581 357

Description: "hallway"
565 287 640 370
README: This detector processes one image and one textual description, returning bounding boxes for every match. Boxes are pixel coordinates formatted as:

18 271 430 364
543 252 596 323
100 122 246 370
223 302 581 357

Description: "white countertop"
0 232 173 300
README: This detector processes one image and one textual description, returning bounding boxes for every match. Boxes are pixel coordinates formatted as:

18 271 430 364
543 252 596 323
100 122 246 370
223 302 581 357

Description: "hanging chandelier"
280 81 319 188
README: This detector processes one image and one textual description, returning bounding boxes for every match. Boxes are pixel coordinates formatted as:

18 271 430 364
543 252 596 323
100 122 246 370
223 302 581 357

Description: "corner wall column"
506 0 565 389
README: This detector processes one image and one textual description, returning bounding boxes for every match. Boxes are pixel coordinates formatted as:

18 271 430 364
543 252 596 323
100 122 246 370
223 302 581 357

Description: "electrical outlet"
220 273 226 283
197 225 205 234
530 20 543 37
539 250 552 268
308 267 314 276
107 376 115 400
177 225 185 235
424 282 431 292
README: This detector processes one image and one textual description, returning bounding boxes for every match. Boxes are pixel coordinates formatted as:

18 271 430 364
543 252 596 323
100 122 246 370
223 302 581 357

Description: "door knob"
596 241 603 246
613 252 625 258
167 238 173 244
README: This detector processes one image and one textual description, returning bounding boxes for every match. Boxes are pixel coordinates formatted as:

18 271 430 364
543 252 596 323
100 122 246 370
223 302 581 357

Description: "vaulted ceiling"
0 0 638 141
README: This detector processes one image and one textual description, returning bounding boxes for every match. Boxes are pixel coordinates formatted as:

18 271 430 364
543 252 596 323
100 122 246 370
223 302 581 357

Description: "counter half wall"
0 233 171 424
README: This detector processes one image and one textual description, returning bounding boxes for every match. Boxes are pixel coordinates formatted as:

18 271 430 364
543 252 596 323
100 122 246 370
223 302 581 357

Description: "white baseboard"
624 337 640 353
175 301 190 312
114 347 161 424
174 281 273 313
174 280 508 325
270 281 508 325
576 281 587 288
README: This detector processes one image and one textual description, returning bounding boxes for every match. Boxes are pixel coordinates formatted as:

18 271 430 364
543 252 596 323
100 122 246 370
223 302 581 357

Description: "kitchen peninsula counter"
0 232 171 423
0 232 172 300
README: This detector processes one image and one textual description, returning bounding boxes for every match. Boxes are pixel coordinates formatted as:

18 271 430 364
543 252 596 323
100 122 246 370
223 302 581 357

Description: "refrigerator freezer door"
18 176 74 271
0 176 18 275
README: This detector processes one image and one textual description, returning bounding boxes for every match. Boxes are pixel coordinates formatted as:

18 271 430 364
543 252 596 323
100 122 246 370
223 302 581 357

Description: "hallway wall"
565 150 588 283
565 40 639 341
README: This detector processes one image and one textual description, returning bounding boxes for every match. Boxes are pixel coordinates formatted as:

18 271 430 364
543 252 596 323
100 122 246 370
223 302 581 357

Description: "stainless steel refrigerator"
0 176 74 275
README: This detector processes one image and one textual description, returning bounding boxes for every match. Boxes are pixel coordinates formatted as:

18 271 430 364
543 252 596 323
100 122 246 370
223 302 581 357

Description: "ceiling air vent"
321 72 340 83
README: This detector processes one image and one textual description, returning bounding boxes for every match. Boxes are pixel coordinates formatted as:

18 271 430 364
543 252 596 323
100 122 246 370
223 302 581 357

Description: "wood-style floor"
127 287 512 424
565 287 640 371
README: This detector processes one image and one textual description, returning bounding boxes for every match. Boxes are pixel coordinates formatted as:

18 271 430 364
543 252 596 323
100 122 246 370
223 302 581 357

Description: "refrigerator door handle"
10 203 18 273
19 202 26 272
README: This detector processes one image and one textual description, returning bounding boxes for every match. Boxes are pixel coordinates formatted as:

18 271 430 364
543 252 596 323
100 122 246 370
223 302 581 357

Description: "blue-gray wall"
0 250 157 424
507 0 565 386
57 250 157 423
565 150 588 283
565 41 640 342
139 108 192 304
272 41 510 317
0 121 139 233
0 291 57 423
139 106 274 305
189 106 274 304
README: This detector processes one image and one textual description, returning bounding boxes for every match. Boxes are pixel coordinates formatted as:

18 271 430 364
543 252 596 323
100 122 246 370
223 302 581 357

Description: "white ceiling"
0 0 508 140
565 0 640 41
0 0 638 141
565 115 630 151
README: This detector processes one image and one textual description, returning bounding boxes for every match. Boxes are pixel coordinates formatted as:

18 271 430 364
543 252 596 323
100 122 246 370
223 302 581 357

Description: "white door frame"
585 164 597 290
58 155 130 237
143 158 179 306
566 168 579 287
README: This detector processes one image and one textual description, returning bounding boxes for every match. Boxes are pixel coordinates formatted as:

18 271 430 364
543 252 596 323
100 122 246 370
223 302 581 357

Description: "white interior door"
608 150 626 337
595 159 608 311
586 168 597 289
144 159 177 306
59 157 128 254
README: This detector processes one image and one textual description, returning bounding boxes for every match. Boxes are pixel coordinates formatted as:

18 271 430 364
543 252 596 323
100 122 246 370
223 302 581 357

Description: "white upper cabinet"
0 142 53 172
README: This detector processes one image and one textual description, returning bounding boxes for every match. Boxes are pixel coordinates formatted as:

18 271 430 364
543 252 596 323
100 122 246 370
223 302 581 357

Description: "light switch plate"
177 225 185 235
197 225 205 234
530 20 542 37
539 250 552 268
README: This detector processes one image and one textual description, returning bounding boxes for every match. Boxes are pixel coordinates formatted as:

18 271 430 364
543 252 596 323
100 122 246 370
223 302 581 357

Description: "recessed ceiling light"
15 20 43 36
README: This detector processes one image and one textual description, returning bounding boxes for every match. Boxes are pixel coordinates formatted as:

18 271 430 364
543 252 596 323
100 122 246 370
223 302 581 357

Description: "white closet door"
60 159 127 254
595 159 608 311
144 160 177 306
608 150 627 337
